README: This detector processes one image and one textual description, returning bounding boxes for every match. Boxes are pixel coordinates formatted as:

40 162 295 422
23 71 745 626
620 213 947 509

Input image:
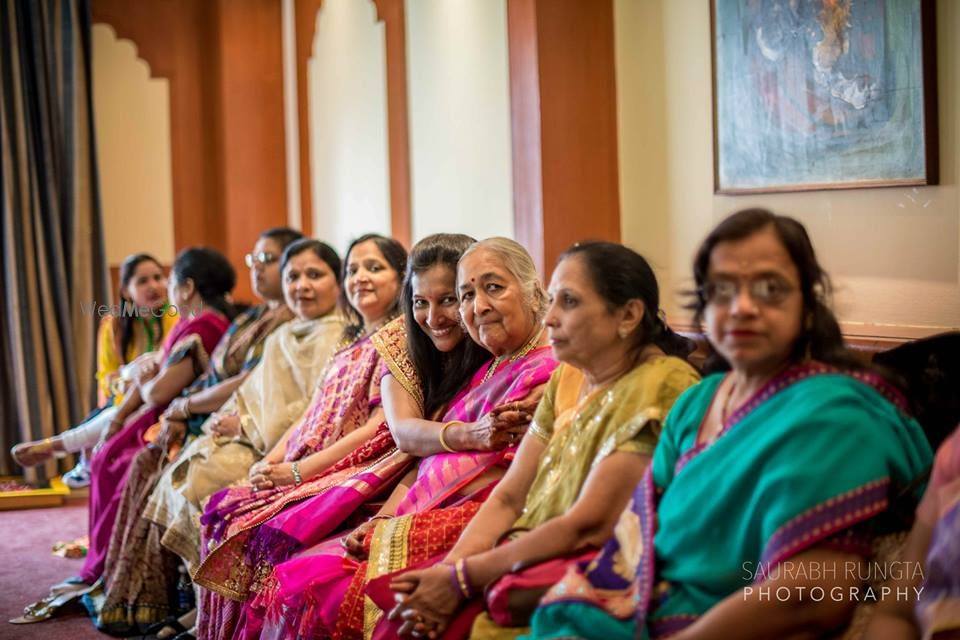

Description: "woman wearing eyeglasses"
526 208 933 640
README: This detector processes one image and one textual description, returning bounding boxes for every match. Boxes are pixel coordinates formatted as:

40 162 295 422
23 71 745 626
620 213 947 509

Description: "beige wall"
405 0 514 243
92 23 175 266
307 0 391 254
615 0 959 338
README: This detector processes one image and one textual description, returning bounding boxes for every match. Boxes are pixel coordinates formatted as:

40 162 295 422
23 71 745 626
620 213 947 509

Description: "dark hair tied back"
560 241 694 362
173 247 238 320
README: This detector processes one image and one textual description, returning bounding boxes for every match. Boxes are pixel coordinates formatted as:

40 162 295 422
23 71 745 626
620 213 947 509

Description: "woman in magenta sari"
194 234 408 638
269 238 558 640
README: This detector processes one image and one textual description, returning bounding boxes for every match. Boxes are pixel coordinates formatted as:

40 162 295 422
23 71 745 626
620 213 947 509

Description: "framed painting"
711 0 938 194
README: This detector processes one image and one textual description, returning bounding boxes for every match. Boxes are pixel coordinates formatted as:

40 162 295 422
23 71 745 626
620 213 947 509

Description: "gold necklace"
481 327 543 383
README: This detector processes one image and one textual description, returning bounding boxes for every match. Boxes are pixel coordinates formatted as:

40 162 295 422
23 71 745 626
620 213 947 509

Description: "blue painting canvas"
713 0 937 193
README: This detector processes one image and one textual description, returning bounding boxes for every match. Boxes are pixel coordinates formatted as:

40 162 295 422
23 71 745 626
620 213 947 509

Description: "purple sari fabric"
80 310 229 583
253 346 558 640
916 426 960 637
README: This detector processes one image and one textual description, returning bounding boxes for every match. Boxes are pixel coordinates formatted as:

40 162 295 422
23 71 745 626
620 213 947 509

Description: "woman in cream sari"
146 239 346 574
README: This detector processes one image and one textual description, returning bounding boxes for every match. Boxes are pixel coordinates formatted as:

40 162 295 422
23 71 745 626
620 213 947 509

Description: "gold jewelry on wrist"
292 461 302 485
369 514 392 522
438 421 462 453
454 558 475 599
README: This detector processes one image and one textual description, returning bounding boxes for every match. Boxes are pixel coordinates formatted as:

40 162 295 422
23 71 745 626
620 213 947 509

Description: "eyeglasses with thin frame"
244 252 278 268
701 276 796 307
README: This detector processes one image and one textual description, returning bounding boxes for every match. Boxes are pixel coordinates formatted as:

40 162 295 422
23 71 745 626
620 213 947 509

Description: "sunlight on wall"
406 0 514 243
92 23 175 266
308 0 391 255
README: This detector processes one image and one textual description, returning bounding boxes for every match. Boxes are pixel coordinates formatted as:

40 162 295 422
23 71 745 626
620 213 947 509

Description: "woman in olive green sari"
384 242 700 639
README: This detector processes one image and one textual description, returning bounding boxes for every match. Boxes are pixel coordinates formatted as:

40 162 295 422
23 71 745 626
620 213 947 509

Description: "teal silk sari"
528 362 933 639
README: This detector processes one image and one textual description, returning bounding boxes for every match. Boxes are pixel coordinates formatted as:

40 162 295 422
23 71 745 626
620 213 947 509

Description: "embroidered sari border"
760 477 891 569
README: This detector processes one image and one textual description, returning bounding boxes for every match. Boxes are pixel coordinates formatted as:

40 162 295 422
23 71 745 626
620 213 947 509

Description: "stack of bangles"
438 421 463 453
448 558 476 601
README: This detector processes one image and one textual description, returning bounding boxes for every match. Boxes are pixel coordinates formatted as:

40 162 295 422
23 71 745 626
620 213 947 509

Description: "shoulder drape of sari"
235 313 346 454
181 305 294 433
915 426 960 638
371 316 424 413
516 357 700 530
194 327 394 601
392 346 559 516
528 363 933 640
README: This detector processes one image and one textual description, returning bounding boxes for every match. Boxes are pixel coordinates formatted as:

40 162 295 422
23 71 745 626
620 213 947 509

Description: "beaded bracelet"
292 461 302 486
438 421 463 453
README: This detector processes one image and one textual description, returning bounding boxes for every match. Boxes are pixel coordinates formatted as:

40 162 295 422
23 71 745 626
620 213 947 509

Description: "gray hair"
459 237 547 321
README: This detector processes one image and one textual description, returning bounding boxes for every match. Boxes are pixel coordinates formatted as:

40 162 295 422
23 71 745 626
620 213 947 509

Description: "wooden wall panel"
507 0 545 272
373 0 412 248
217 0 288 301
508 0 621 276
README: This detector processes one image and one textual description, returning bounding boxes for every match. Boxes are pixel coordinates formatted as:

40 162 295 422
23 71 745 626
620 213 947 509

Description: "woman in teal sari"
529 208 933 639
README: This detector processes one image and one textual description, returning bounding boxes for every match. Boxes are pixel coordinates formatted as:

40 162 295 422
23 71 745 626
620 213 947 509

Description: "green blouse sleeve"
529 365 561 442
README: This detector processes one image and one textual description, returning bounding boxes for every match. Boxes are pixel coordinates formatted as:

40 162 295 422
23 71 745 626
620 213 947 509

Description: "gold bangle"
438 421 462 453
455 558 475 599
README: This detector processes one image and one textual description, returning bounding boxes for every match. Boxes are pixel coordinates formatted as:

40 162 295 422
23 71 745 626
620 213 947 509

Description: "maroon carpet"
0 504 105 640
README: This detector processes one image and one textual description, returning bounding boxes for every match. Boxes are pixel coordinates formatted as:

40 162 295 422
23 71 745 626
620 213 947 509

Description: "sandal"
11 438 65 467
141 615 187 640
8 584 91 624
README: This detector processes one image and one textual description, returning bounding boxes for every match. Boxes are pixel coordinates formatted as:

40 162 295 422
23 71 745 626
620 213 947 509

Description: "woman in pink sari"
261 238 559 640
194 234 408 638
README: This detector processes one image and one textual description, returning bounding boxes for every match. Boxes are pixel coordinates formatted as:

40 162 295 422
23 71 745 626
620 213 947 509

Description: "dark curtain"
0 0 109 482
